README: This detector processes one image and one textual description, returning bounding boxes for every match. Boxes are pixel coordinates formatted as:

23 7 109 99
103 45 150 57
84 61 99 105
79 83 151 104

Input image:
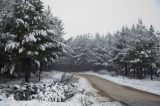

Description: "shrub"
59 73 79 84
3 74 80 102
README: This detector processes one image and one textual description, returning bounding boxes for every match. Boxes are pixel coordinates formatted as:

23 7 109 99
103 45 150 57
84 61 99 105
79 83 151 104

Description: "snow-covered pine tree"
0 0 14 20
112 26 132 75
0 0 15 77
147 25 158 80
1 0 63 82
129 20 155 79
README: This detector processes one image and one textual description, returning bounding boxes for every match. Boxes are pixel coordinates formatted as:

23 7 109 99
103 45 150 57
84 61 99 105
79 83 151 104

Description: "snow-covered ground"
0 71 124 106
87 71 160 96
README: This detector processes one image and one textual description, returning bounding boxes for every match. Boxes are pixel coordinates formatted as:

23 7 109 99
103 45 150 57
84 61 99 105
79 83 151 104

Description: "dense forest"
55 20 160 80
0 0 160 82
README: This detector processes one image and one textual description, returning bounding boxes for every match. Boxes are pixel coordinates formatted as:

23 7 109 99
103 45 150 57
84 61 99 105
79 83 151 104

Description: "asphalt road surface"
80 74 160 106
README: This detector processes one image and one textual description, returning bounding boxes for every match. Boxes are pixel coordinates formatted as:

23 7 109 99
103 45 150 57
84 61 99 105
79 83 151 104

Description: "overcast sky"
42 0 160 39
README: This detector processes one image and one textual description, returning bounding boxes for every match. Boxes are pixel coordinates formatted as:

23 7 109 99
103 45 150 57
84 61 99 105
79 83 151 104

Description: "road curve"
80 74 160 106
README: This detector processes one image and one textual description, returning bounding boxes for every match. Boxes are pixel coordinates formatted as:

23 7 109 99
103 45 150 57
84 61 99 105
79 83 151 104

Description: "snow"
130 59 140 63
1 64 15 75
24 15 29 19
78 76 97 94
34 83 68 102
22 30 48 44
157 69 160 74
34 51 39 55
35 60 40 68
27 51 39 56
34 30 47 37
16 19 25 25
47 29 57 35
27 51 32 55
9 64 15 75
0 71 124 106
44 42 54 48
25 33 37 43
0 93 6 101
52 52 58 58
39 45 46 51
151 63 156 68
140 51 149 58
1 65 8 74
5 41 20 51
0 98 78 106
87 71 160 96
50 58 55 63
44 58 48 62
0 97 123 106
39 42 55 51
19 48 24 54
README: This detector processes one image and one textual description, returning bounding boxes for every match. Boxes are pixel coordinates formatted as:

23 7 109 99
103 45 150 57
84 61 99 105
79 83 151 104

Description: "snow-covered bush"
157 69 160 76
0 93 6 101
59 73 79 84
3 74 80 102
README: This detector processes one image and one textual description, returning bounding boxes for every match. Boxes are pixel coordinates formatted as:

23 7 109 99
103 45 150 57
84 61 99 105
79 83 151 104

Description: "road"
80 74 160 106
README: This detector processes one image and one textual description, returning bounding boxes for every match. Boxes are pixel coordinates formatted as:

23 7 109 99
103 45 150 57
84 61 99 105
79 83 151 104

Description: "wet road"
80 74 160 106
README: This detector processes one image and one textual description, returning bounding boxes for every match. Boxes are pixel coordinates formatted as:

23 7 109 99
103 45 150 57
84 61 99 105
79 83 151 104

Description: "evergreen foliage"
0 0 64 82
55 20 160 79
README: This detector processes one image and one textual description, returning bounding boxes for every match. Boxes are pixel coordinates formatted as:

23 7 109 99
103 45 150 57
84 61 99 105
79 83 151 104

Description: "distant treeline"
55 20 160 80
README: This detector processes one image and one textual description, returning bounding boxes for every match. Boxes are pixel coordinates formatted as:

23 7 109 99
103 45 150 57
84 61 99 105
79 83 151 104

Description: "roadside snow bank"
87 72 160 96
78 77 98 94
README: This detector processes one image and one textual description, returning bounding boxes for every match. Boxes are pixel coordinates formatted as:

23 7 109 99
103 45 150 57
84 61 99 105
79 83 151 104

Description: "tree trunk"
39 69 41 81
23 58 31 82
125 63 128 76
139 63 142 79
49 62 51 70
150 65 153 80
52 62 54 69
39 62 44 81
133 66 136 77
143 68 146 77
25 69 29 82
44 62 47 71
137 66 139 79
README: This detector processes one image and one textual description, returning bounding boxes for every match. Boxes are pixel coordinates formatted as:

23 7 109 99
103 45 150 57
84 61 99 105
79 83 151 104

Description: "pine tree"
1 0 63 82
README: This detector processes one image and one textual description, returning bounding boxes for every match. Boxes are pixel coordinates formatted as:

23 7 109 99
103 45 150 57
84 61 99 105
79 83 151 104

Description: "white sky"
42 0 160 39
